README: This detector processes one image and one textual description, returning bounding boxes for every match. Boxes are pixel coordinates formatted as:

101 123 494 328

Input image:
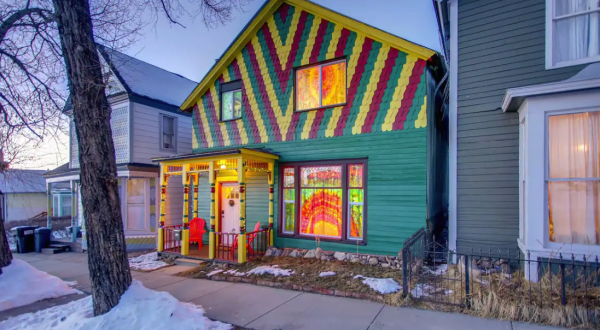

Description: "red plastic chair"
230 222 260 259
189 218 206 247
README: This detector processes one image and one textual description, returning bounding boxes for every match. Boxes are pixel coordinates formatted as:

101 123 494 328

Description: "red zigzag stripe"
309 19 329 63
193 105 208 148
392 59 425 131
205 89 224 147
285 11 309 142
362 48 399 134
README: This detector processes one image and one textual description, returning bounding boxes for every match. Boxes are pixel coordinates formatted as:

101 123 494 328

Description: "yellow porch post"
193 173 199 219
208 161 215 259
181 164 190 256
157 165 166 252
268 162 274 246
237 159 247 263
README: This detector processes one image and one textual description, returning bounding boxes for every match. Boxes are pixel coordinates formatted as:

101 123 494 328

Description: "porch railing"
246 228 271 260
163 224 183 252
215 231 238 262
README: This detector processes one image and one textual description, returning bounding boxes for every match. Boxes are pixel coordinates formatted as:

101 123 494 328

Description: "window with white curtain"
547 111 600 245
547 0 600 68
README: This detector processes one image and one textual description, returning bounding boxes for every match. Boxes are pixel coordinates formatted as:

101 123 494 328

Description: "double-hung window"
547 111 600 245
295 59 347 111
220 80 242 121
547 0 600 68
160 114 177 151
279 160 366 243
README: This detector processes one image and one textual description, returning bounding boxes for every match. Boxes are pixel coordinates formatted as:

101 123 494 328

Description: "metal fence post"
560 254 566 306
402 247 408 298
464 254 471 308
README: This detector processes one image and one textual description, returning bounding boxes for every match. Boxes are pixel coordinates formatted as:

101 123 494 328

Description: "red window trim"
278 159 367 245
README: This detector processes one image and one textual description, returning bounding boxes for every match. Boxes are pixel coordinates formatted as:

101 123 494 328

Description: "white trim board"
448 0 458 255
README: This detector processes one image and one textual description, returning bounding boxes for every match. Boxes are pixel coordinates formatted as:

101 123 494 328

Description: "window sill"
160 148 177 153
219 118 242 123
546 55 600 70
295 103 347 113
277 233 366 246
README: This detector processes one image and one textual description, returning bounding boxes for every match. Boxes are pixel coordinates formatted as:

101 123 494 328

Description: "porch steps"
174 258 205 267
41 244 71 254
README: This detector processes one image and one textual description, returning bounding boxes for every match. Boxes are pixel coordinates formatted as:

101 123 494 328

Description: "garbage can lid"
35 227 52 233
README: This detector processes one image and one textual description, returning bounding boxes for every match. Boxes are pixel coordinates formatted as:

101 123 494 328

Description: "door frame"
123 177 151 235
218 181 239 235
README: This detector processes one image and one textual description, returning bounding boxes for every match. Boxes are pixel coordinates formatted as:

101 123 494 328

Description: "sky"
26 0 441 170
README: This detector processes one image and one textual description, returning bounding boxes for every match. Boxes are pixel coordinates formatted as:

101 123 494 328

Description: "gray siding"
456 0 589 252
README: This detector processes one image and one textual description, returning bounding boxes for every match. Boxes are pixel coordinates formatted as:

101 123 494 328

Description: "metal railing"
215 231 238 262
401 228 600 310
163 224 183 252
246 228 271 260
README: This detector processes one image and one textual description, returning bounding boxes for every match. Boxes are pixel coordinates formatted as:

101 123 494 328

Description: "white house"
0 169 47 222
44 45 197 251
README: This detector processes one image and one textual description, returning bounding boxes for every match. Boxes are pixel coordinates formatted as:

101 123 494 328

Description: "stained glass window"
295 59 347 111
282 167 295 234
221 89 242 121
281 161 365 241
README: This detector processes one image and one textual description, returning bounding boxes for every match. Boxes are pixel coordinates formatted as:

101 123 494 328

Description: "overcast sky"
28 0 441 170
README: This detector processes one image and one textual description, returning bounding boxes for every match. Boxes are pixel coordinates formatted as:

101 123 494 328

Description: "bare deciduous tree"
0 0 250 316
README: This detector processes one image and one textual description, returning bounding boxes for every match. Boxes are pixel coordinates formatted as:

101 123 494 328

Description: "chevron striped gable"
191 3 429 150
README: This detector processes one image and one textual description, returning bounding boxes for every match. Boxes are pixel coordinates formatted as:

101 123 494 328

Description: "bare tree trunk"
52 0 131 316
0 196 12 275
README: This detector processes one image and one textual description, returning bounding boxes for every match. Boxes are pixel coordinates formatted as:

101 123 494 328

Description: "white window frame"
545 0 600 69
159 114 177 152
220 89 243 121
122 177 151 234
518 89 600 262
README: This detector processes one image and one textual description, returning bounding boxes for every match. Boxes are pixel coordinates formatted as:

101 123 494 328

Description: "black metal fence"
401 228 600 310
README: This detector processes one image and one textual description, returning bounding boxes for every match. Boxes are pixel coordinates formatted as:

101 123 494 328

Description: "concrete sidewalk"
6 253 565 330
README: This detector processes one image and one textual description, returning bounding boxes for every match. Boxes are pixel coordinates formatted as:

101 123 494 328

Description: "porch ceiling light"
221 164 226 169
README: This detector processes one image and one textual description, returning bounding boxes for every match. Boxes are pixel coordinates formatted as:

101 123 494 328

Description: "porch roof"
152 148 279 164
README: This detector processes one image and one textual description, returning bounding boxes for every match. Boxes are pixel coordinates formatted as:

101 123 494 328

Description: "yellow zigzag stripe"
326 23 343 57
198 99 214 148
325 34 365 137
352 45 390 135
301 17 322 66
415 95 428 129
382 55 418 132
301 110 317 140
267 10 302 70
236 53 269 143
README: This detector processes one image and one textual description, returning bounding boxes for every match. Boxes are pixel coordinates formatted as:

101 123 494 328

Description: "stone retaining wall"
265 247 402 269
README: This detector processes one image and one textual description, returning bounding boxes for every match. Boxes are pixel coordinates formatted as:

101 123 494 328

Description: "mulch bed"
180 256 403 303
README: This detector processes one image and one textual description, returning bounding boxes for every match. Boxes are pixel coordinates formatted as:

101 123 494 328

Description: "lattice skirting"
126 235 157 251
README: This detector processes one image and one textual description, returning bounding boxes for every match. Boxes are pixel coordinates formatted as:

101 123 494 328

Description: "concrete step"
51 240 83 253
174 258 205 267
41 244 70 254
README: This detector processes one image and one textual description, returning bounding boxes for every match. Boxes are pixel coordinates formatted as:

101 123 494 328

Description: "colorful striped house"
155 0 448 262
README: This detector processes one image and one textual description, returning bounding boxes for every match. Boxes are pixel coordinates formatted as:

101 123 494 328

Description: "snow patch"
246 266 294 277
0 281 231 330
353 275 401 294
52 230 69 239
223 270 246 276
128 252 168 271
423 264 448 276
0 259 81 312
410 283 453 298
319 271 336 277
207 269 224 277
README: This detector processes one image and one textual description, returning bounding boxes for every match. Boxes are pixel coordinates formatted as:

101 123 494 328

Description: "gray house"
435 0 600 260
44 45 197 251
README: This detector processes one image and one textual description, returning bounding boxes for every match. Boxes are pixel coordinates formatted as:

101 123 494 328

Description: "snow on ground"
223 270 246 276
246 265 295 277
353 275 401 294
52 230 69 239
0 259 81 312
0 281 231 330
423 264 448 276
207 269 224 277
128 252 169 271
410 283 453 298
319 271 336 277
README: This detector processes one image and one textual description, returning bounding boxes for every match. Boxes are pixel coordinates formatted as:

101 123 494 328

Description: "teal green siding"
245 172 269 233
196 174 210 244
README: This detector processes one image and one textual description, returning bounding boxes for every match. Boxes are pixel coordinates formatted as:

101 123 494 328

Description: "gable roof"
0 169 47 194
99 45 198 107
180 0 437 110
64 46 198 112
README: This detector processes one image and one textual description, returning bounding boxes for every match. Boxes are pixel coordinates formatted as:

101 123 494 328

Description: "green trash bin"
34 228 52 252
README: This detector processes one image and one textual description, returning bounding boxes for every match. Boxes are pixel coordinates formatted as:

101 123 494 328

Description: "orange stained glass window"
295 60 346 111
296 66 320 111
322 61 346 106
